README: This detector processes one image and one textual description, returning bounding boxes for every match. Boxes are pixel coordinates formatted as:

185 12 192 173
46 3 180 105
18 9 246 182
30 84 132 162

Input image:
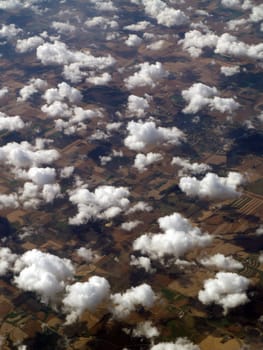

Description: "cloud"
134 152 163 172
130 321 159 339
151 338 200 350
121 220 142 231
0 87 8 98
51 21 76 35
26 167 56 185
124 120 185 151
198 272 250 315
16 36 44 53
0 193 19 209
86 72 112 85
182 83 240 114
125 34 143 47
85 16 119 30
138 0 189 27
111 283 156 319
179 30 218 58
76 247 100 263
0 112 25 131
63 276 110 324
43 82 82 105
124 21 151 32
171 157 211 176
0 248 17 276
179 172 244 200
220 65 240 76
127 94 151 118
126 201 152 214
68 185 130 225
125 62 168 89
14 249 75 304
18 78 48 102
133 212 212 261
130 255 155 273
200 254 243 271
0 24 22 40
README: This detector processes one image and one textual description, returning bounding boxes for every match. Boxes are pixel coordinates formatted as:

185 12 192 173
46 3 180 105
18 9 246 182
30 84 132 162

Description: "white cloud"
124 120 185 151
0 193 19 209
151 338 200 350
86 72 112 85
16 36 44 53
200 254 243 271
171 157 211 176
124 21 151 32
111 283 156 319
60 166 74 179
179 172 244 200
125 34 143 47
43 82 82 105
0 24 22 40
0 112 25 131
131 321 159 339
0 248 17 276
249 4 263 22
51 21 76 35
198 272 250 315
85 16 119 30
134 152 163 172
76 247 99 263
179 30 218 58
0 87 8 98
69 185 130 225
182 83 240 114
146 40 166 51
125 62 168 89
14 249 75 304
126 201 152 214
256 225 263 235
130 255 155 273
18 78 48 102
121 220 142 231
133 212 212 261
127 94 151 118
63 276 110 324
220 65 240 76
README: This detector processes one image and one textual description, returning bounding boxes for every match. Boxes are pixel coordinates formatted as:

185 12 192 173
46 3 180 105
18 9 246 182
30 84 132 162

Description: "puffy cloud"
43 82 82 105
0 193 19 209
16 36 44 53
51 21 76 35
179 30 218 58
182 83 239 114
0 87 8 98
14 249 75 304
90 0 117 12
69 185 130 225
127 94 151 118
124 21 151 32
249 4 263 22
60 166 74 179
0 140 60 169
26 167 56 186
198 272 250 315
76 247 99 263
133 213 212 261
0 112 25 131
126 201 152 214
85 16 119 30
220 65 240 76
63 276 110 324
124 120 185 151
138 0 189 27
18 78 48 102
121 220 142 231
0 24 22 40
171 157 211 176
134 152 163 172
130 255 154 273
200 254 243 271
111 283 156 319
179 172 244 200
256 225 263 236
125 34 143 47
146 40 166 51
86 72 112 85
151 338 200 350
0 248 17 276
131 321 159 339
125 62 168 89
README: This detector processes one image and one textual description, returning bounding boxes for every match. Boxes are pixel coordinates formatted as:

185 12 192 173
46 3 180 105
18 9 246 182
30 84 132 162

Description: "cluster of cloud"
198 272 250 315
0 112 25 132
16 35 44 53
130 255 155 273
220 65 240 77
180 30 263 60
121 220 142 231
199 254 243 271
76 247 100 263
133 0 189 27
126 201 153 214
63 276 110 324
182 83 240 114
0 247 17 276
134 152 163 172
125 34 143 47
0 23 22 40
124 120 185 151
18 78 48 102
125 62 168 89
133 212 212 262
68 185 130 225
179 172 244 200
110 283 156 319
36 40 116 83
171 157 211 176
